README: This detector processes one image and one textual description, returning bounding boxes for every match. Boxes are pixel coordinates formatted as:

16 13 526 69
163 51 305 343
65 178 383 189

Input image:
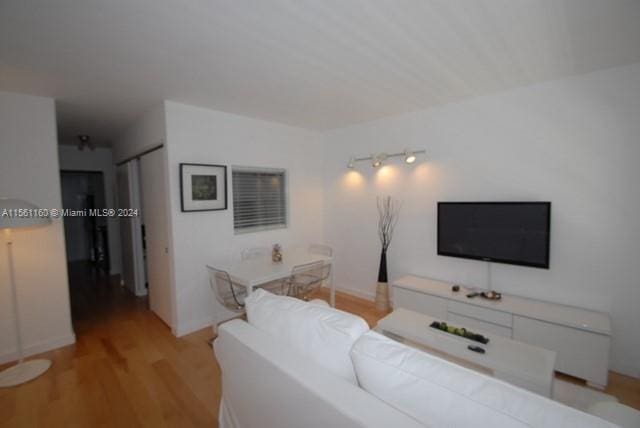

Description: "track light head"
404 149 416 164
347 157 355 169
372 153 387 168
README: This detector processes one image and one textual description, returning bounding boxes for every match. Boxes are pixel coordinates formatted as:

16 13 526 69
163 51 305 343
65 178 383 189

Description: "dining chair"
287 260 331 301
207 266 247 334
240 246 270 261
308 243 333 257
308 244 333 296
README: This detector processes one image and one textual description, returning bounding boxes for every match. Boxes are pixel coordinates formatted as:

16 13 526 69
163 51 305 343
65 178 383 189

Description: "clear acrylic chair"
240 246 270 261
207 266 247 334
287 260 331 301
308 244 333 257
307 244 333 304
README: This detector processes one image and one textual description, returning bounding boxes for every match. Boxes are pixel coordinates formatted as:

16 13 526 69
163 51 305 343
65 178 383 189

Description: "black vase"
375 249 390 311
377 249 388 283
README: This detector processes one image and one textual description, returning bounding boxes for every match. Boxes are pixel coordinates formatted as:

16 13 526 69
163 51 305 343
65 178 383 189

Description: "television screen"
437 202 551 268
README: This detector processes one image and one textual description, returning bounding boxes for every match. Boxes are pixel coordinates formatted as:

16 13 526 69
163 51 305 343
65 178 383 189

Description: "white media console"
392 275 612 388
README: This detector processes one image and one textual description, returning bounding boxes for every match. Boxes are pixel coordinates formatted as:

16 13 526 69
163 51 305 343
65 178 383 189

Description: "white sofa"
214 290 619 428
215 319 424 428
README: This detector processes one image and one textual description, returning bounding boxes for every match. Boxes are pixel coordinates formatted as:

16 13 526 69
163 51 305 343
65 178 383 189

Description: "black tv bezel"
437 201 551 269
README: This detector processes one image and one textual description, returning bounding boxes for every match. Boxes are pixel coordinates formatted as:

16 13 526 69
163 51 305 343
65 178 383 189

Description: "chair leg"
211 312 246 341
285 281 296 297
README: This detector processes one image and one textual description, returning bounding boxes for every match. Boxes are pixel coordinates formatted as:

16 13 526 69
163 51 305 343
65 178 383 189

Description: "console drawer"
447 313 513 338
513 316 609 387
393 287 447 320
448 300 512 328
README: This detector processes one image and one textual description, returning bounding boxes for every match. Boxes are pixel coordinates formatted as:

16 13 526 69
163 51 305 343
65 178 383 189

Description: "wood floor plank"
112 357 168 428
152 359 217 427
0 386 17 424
94 358 142 428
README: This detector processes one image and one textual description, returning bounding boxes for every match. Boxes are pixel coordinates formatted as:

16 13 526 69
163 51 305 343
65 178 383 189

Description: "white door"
117 161 146 296
139 149 173 327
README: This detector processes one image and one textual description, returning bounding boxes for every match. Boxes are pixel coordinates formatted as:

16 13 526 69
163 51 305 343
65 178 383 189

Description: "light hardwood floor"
1 267 638 427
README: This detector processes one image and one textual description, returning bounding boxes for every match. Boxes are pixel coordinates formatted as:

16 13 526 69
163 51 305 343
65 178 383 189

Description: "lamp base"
0 359 51 387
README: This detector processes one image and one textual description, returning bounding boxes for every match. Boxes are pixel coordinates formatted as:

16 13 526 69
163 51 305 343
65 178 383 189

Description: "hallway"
68 261 143 326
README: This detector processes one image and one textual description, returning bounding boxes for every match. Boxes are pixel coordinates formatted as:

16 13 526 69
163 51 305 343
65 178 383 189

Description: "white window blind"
232 167 287 233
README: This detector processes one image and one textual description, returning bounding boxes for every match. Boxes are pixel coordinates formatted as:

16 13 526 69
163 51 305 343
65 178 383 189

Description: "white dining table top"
214 251 332 288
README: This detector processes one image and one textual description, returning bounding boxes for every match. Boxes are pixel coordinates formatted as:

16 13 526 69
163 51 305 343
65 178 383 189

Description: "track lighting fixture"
346 149 425 169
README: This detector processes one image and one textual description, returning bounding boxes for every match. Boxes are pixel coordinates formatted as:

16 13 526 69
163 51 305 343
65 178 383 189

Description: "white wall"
58 145 122 274
0 92 75 363
113 104 166 164
322 63 640 377
164 101 325 336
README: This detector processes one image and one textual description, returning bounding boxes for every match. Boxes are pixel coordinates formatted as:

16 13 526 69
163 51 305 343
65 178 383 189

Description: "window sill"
234 224 287 235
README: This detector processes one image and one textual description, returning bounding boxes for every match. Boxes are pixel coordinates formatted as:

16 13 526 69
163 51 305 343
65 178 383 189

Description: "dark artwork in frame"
191 175 217 200
180 163 227 212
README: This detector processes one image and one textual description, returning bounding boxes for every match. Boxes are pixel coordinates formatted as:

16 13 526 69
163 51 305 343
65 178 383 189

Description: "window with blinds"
232 167 287 233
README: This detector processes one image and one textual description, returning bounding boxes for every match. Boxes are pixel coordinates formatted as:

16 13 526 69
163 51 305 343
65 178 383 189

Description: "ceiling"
1 0 640 146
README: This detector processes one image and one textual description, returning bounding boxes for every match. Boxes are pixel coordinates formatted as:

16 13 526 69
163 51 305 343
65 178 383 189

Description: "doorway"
60 170 120 322
60 171 110 272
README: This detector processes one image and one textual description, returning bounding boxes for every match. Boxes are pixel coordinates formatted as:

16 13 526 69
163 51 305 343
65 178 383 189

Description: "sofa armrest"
214 319 423 428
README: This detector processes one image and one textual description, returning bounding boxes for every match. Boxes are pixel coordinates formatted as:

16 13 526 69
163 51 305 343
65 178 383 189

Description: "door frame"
139 148 176 329
116 145 177 332
117 160 147 297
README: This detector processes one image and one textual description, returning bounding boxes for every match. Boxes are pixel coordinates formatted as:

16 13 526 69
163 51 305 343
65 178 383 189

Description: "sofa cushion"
245 289 369 384
351 331 616 428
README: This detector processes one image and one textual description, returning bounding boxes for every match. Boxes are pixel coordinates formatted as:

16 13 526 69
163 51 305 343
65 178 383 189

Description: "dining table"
214 250 335 307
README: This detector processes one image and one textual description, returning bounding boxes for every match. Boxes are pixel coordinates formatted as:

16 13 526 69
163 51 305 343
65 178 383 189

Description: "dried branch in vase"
377 196 401 252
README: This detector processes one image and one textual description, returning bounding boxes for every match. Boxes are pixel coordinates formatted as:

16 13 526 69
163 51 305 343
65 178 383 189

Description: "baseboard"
333 285 376 302
0 332 76 365
610 364 640 380
173 316 213 337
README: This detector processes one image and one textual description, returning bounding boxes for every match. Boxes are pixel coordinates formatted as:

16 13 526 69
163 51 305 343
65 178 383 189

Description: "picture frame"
180 163 227 212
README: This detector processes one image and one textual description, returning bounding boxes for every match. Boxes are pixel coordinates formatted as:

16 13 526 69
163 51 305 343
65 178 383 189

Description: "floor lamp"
0 197 52 387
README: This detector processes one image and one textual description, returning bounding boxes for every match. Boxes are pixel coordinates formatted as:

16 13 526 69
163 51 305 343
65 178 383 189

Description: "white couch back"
214 320 424 428
351 331 617 428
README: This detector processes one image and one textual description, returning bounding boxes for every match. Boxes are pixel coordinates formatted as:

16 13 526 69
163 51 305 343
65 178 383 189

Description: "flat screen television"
437 202 551 269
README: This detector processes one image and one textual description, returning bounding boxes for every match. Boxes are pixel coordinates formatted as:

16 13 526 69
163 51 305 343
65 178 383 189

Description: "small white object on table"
215 250 335 306
376 308 557 397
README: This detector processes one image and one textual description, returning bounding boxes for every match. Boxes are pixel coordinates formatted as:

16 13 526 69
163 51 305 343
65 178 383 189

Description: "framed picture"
180 163 227 212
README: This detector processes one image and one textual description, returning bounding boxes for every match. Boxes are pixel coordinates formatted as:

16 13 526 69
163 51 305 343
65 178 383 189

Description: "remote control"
466 292 479 298
467 345 485 354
